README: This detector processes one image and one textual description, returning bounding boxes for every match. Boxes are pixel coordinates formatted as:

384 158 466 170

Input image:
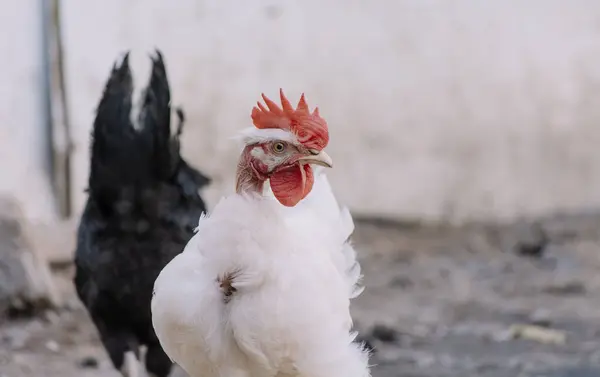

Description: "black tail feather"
174 107 185 138
140 50 173 181
87 49 210 215
89 51 149 193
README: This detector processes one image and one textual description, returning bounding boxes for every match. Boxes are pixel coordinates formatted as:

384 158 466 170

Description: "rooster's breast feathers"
152 169 366 377
267 166 364 300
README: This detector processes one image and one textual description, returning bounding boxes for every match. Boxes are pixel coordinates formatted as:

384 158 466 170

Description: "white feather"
152 171 369 377
266 167 365 299
235 127 299 145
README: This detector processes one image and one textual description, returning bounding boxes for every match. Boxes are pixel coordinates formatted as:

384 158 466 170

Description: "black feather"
73 50 209 377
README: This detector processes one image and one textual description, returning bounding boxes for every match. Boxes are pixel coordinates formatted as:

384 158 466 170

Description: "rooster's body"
152 91 370 377
74 51 210 377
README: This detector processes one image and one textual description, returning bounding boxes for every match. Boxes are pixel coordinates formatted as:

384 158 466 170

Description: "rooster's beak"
299 150 333 168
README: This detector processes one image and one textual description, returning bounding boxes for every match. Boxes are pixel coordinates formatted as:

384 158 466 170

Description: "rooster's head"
236 89 332 207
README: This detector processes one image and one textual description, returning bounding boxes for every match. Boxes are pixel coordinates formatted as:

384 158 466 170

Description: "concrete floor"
2 214 600 377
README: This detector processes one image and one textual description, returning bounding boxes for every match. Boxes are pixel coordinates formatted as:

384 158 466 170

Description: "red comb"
251 89 329 150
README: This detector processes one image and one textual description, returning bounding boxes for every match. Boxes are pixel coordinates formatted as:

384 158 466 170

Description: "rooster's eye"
272 142 286 153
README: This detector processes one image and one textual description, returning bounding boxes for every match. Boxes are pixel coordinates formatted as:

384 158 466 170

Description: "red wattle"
300 164 314 199
270 165 314 207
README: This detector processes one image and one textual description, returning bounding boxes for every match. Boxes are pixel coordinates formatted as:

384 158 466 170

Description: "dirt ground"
2 214 600 377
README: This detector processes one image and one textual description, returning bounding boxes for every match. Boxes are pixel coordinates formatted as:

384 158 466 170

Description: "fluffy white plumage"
151 146 369 377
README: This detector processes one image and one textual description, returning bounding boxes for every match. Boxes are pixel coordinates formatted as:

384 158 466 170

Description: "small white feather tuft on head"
233 127 299 146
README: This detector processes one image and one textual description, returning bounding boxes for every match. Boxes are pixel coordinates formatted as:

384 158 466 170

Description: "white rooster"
151 90 370 377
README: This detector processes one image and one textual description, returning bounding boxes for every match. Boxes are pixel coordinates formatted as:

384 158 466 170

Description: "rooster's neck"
235 146 266 195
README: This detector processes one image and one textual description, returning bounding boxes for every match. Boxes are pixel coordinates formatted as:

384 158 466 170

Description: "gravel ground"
2 214 600 377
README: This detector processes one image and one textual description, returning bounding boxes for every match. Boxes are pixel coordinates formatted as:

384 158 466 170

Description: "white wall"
0 0 57 221
60 0 600 223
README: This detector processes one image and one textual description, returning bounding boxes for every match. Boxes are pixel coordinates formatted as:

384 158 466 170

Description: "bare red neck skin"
235 145 267 195
235 145 314 207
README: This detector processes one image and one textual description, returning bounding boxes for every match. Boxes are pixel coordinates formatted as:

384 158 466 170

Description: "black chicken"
73 51 210 377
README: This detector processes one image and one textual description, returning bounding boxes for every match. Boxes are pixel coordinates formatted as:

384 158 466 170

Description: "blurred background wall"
0 0 56 220
3 0 600 224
